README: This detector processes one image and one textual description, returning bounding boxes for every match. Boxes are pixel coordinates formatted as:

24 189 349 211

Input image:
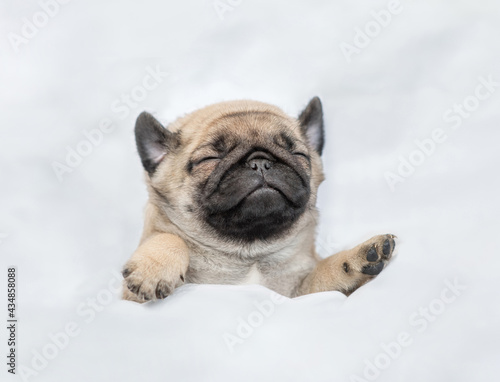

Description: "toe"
155 280 172 300
127 281 141 295
122 267 133 278
140 292 151 301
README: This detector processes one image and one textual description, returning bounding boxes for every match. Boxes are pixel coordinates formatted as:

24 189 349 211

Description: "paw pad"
343 262 350 273
382 236 396 259
361 261 384 275
366 246 378 262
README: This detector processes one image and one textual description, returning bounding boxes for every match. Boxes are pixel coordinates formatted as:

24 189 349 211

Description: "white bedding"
1 0 499 381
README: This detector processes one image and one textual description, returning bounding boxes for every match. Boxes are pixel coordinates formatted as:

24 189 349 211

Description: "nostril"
248 158 272 171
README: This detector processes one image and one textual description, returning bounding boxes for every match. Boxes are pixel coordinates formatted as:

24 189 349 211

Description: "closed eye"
193 156 220 165
293 152 310 161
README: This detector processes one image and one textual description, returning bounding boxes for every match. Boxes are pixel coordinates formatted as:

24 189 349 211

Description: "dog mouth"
247 186 280 198
203 162 307 214
242 173 299 201
231 184 288 214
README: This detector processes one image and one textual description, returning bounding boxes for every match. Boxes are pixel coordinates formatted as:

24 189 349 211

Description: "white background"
1 0 499 381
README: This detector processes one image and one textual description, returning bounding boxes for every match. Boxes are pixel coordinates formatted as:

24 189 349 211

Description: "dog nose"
247 151 273 172
248 158 272 172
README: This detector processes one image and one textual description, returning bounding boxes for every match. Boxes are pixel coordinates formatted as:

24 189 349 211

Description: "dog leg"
122 233 189 302
297 234 396 296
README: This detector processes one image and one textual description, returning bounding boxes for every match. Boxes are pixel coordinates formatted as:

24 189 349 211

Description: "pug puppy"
122 97 396 302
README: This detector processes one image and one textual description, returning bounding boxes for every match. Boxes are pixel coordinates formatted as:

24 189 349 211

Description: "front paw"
358 234 396 276
342 234 396 293
122 256 187 301
122 234 190 303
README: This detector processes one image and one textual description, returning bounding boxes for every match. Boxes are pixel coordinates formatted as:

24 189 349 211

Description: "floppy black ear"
135 112 176 174
298 96 325 155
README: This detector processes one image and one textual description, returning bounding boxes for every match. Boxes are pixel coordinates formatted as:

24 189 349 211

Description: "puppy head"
135 98 325 247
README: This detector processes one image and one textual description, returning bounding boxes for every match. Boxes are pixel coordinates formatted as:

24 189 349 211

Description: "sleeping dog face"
135 98 325 248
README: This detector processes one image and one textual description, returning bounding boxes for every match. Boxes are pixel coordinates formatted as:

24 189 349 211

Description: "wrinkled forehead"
181 110 307 153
